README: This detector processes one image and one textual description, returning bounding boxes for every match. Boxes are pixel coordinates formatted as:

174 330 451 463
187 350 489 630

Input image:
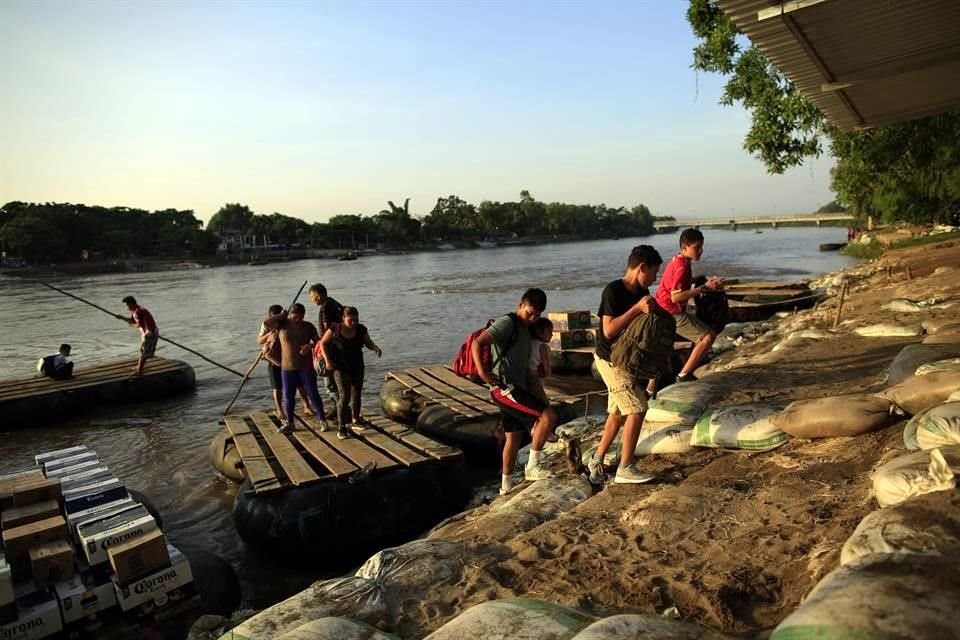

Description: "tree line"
1 193 671 263
688 0 960 226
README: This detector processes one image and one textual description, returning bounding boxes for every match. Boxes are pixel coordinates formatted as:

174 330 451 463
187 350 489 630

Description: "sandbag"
922 319 960 335
871 446 960 508
888 344 960 385
951 390 960 402
772 394 897 439
571 614 733 640
771 554 960 640
222 577 385 640
881 298 927 312
635 421 695 455
853 322 923 337
884 370 960 415
840 491 960 565
275 618 397 640
924 333 960 344
690 403 788 451
908 402 960 449
645 382 722 425
915 358 960 375
424 599 596 640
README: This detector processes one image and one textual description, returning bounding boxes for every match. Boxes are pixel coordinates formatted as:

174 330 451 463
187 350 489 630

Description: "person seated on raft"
37 343 74 380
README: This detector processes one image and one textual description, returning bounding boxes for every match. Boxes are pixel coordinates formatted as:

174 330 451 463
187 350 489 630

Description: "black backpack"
610 310 677 381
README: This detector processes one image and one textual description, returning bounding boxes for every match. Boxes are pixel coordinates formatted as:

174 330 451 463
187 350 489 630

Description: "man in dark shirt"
309 283 344 399
589 245 663 485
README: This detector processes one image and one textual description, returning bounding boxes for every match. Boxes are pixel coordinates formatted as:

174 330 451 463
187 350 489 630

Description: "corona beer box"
108 529 169 585
62 479 127 515
113 545 192 612
58 468 113 494
11 478 61 509
0 554 13 624
1 500 60 533
0 593 62 640
34 446 88 467
549 328 598 350
41 452 99 475
54 573 117 625
78 508 156 566
43 459 102 479
547 310 593 331
28 541 75 589
66 497 137 540
1 516 68 580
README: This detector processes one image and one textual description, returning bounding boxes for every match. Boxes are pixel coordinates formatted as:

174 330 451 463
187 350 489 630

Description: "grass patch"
890 232 958 250
842 231 957 259
841 240 882 259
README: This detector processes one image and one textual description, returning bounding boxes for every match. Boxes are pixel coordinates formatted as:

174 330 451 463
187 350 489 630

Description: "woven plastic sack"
772 394 897 439
853 322 923 337
424 599 595 640
884 370 960 415
888 344 960 385
902 402 960 450
915 358 960 376
572 614 733 639
635 421 695 455
645 382 722 425
276 618 398 640
690 404 788 451
871 446 960 508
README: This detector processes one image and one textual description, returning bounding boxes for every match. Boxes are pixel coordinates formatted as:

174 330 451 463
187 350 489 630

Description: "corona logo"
133 569 177 594
101 528 144 549
1 616 43 639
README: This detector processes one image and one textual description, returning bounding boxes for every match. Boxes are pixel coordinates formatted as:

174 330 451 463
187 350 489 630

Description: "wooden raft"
385 364 589 420
0 357 189 403
223 411 461 495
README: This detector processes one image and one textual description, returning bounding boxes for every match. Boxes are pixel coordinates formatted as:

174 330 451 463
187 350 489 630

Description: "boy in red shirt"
653 228 722 387
117 295 159 376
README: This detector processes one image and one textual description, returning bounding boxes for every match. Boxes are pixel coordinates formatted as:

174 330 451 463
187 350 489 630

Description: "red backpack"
452 314 519 380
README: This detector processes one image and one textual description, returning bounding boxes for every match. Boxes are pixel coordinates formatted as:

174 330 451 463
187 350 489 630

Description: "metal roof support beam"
821 43 960 92
757 0 833 22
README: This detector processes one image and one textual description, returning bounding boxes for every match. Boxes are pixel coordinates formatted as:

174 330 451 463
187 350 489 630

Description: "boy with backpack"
470 288 558 495
37 344 74 380
588 245 663 485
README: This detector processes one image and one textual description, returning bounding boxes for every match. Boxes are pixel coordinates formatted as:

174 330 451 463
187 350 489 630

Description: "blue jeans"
281 368 325 423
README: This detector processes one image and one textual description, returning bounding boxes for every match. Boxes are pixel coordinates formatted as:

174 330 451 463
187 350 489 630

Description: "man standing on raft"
117 295 158 376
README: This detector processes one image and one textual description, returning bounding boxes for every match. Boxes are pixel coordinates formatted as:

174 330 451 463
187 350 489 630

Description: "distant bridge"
654 213 855 231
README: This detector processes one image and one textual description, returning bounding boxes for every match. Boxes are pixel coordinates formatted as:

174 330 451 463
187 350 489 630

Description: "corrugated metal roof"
715 0 960 130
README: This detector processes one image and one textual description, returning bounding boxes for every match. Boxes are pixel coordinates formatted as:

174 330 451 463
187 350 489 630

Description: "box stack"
547 310 599 351
0 446 196 638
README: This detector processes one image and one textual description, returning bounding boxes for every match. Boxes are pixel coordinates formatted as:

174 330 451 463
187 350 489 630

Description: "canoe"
728 291 826 322
0 358 196 428
819 242 848 251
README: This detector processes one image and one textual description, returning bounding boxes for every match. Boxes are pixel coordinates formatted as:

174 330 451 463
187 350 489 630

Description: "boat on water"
475 239 498 248
0 358 196 428
819 242 848 251
724 284 826 322
247 256 269 266
337 252 358 261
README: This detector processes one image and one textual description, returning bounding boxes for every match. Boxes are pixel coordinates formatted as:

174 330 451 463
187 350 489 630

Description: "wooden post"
906 266 913 280
833 282 849 329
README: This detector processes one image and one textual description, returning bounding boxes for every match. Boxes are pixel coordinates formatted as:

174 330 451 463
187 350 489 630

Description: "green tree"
207 203 255 234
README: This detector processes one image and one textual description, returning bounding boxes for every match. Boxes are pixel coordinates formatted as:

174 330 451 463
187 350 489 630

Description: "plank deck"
349 424 430 466
387 371 488 418
419 365 498 407
366 415 462 461
290 424 358 478
249 412 321 487
0 358 188 401
300 415 401 471
223 416 283 492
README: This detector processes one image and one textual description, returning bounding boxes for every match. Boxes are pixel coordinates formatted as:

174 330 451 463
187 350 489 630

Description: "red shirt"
132 306 158 335
655 254 692 315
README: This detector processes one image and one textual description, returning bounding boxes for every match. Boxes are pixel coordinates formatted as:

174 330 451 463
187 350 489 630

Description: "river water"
0 228 855 607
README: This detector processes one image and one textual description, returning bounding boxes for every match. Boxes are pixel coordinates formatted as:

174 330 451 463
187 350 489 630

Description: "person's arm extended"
319 328 335 370
363 332 383 358
257 329 273 345
471 330 496 387
115 314 135 326
539 343 551 377
263 311 286 330
602 295 655 342
670 276 723 304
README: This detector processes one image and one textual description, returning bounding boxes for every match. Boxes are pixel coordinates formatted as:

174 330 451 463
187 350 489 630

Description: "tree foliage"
687 0 960 223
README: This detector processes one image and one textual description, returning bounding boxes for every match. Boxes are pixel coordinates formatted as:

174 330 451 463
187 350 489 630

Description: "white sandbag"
635 421 695 455
840 491 960 565
276 618 398 640
924 333 960 344
922 318 960 335
871 446 960 508
555 416 604 441
222 577 384 640
770 554 960 640
951 390 960 402
884 370 960 415
424 599 596 640
571 614 733 640
646 382 722 425
853 322 923 337
881 298 926 312
690 404 788 451
911 402 960 449
915 358 960 375
772 394 898 439
888 344 960 385
356 539 467 586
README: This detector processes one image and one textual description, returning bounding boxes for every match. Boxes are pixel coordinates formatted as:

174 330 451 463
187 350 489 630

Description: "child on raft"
527 318 553 404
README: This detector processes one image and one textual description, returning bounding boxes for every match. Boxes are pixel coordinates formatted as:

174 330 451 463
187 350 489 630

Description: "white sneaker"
319 420 332 433
524 463 556 481
499 481 515 496
614 464 656 484
587 455 606 485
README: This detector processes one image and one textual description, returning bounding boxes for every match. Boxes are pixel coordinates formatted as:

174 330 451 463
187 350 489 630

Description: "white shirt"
529 339 545 370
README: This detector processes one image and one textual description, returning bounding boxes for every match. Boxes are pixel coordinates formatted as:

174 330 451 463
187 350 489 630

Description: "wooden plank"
0 359 187 400
301 416 401 472
387 371 485 418
223 416 282 492
291 426 358 478
350 424 429 467
408 369 496 414
419 365 498 407
366 416 462 461
249 412 320 487
0 358 174 392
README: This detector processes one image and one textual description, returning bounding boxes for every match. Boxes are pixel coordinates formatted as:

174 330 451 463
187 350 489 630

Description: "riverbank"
193 236 960 638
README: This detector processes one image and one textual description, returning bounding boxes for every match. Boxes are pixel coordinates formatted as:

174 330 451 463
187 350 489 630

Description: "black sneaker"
675 373 696 384
337 426 350 440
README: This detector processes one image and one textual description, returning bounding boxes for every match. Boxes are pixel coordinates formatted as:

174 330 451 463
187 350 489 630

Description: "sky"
0 0 836 224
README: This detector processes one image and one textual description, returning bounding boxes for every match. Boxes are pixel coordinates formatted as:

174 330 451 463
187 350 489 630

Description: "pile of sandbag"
853 322 923 337
888 344 960 385
884 370 960 415
645 381 723 424
915 358 960 375
772 394 898 438
635 421 696 455
689 403 789 451
871 446 960 508
903 402 960 449
275 618 397 640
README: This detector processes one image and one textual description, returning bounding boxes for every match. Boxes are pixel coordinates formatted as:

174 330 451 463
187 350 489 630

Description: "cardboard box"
43 459 102 479
59 468 113 494
1 516 68 580
41 452 99 475
28 540 75 589
113 545 191 612
0 554 13 624
0 595 62 640
34 446 88 467
0 472 44 512
79 512 156 566
547 310 594 330
108 530 168 585
1 501 60 533
62 479 127 515
54 573 117 625
11 478 61 509
549 328 598 350
66 498 136 540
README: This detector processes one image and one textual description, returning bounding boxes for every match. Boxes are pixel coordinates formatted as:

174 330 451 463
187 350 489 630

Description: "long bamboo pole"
38 281 246 377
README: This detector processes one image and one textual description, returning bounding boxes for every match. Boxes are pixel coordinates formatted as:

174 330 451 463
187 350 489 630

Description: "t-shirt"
318 297 343 332
595 279 650 361
132 306 158 335
655 255 693 315
258 321 281 366
329 324 369 373
486 314 529 389
529 339 546 371
278 320 320 371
